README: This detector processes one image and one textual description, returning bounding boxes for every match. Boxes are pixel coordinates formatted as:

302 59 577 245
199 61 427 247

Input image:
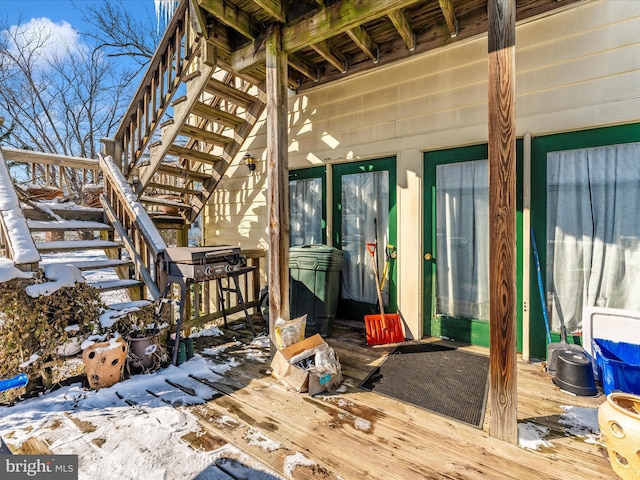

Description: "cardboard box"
271 334 342 395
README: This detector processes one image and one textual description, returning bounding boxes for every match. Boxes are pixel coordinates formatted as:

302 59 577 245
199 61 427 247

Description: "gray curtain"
435 159 490 320
547 143 640 333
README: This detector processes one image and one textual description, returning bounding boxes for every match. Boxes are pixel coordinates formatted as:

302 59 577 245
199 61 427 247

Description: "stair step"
46 259 133 271
179 124 233 146
147 182 201 196
89 279 143 292
204 78 256 108
171 95 187 106
27 220 112 232
140 195 190 209
23 205 104 222
148 213 187 225
35 240 122 253
192 102 244 129
166 145 224 165
155 163 210 182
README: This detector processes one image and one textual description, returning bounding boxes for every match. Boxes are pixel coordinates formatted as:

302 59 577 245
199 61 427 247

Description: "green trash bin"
289 244 344 337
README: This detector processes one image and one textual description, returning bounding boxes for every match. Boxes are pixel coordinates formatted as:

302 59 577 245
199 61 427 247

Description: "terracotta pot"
598 392 640 479
82 337 128 389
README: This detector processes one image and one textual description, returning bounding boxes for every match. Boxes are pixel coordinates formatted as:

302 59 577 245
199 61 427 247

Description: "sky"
1 0 157 28
0 0 174 61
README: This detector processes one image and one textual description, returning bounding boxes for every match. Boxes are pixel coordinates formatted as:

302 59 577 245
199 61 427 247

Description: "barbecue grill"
164 246 244 281
161 246 256 365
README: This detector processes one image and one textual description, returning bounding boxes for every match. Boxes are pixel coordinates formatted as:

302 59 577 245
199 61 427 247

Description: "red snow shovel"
364 242 404 345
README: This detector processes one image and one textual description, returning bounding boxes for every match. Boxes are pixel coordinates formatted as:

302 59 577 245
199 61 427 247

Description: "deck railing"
99 154 167 300
105 0 198 176
1 147 100 199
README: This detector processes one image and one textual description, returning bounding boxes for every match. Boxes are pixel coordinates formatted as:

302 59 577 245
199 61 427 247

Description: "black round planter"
552 351 597 396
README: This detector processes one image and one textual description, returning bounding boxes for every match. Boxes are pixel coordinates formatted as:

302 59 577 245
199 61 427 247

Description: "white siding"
205 0 640 339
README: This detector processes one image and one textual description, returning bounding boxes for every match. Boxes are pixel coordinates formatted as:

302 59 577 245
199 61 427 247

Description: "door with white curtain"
333 158 397 320
424 145 492 346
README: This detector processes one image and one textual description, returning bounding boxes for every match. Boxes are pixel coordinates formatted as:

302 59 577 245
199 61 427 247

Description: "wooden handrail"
2 148 100 195
110 0 199 176
99 154 167 298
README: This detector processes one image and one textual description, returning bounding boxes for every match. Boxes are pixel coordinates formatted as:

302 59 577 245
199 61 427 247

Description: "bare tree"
0 2 162 202
78 0 161 73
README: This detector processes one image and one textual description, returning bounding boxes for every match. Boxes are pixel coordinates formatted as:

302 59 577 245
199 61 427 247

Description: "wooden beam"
188 0 208 39
311 41 348 73
2 148 99 171
288 53 320 82
438 0 459 37
197 0 259 40
488 0 517 444
253 0 287 24
282 0 421 53
388 9 416 51
346 26 380 64
265 24 290 357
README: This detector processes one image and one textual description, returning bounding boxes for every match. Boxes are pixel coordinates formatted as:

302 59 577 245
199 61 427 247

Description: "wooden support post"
488 0 518 443
265 24 290 357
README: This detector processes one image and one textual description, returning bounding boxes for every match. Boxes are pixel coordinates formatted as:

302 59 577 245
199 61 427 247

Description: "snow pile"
0 154 40 264
25 263 85 297
191 325 225 338
245 428 284 452
0 258 35 283
518 422 554 450
0 354 260 479
518 405 602 450
283 452 317 477
559 405 602 444
99 305 144 329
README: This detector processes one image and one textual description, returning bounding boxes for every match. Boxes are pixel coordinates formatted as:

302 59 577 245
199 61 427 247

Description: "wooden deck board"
187 320 615 480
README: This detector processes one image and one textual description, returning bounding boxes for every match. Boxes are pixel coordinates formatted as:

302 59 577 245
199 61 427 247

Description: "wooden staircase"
0 1 265 326
104 0 266 227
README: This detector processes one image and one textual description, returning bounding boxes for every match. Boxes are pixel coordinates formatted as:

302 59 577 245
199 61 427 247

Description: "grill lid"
165 246 241 265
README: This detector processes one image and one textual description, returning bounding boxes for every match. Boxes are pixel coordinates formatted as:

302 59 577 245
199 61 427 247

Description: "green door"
424 144 523 347
424 145 490 345
333 158 397 320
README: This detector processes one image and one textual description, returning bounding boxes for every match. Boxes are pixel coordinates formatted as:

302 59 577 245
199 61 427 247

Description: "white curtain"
435 160 490 320
340 171 389 304
546 143 640 333
289 178 323 246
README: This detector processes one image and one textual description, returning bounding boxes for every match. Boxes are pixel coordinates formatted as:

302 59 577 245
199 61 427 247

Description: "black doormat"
360 342 490 428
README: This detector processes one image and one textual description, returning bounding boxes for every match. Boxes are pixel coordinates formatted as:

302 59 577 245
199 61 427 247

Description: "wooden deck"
187 317 615 480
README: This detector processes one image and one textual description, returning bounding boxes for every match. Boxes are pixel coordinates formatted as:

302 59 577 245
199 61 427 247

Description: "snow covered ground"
0 332 290 480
